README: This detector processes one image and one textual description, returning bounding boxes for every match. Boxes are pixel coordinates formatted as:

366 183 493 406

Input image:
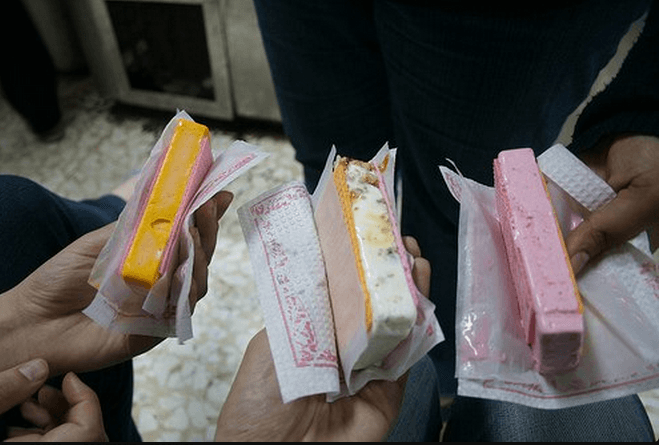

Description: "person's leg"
386 355 442 442
373 0 652 397
254 0 654 440
253 0 395 192
443 395 654 441
0 1 62 136
0 175 125 291
254 4 442 439
0 175 140 442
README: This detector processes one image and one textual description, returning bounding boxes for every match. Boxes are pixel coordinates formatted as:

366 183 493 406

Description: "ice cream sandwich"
494 148 584 374
332 156 417 370
121 119 213 289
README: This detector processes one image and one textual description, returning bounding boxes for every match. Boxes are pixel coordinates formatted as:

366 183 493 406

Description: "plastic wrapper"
440 143 659 409
84 110 268 342
239 144 444 403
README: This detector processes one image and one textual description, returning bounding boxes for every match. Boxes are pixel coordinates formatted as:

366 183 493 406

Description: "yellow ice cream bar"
121 119 213 289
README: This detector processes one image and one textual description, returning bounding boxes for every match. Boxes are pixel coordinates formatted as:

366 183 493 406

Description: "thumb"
566 186 653 274
214 190 234 220
60 372 105 433
0 359 49 414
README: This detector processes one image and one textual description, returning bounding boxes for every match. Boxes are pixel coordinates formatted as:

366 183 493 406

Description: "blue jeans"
0 175 140 442
254 0 654 440
388 356 442 441
389 356 653 441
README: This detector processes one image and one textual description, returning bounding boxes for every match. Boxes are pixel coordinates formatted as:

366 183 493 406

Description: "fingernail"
65 371 84 390
571 252 590 275
18 359 48 382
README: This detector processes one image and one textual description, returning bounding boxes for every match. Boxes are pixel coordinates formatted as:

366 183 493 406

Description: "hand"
5 371 107 442
215 237 430 442
0 359 50 417
0 191 233 376
567 135 659 273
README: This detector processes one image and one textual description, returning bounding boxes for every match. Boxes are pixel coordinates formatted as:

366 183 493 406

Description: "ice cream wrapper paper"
239 144 444 403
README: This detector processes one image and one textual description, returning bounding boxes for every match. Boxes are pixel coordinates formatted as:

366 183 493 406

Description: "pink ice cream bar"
494 148 584 375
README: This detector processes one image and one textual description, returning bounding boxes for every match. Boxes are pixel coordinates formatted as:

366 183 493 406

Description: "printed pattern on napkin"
239 182 339 403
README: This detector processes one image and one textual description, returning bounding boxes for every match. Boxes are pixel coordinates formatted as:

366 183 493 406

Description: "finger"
214 190 234 219
248 328 269 353
195 198 219 263
402 236 421 258
190 225 209 299
37 384 68 423
9 374 108 443
188 191 232 310
188 279 200 313
176 224 209 312
566 184 658 274
412 257 431 298
19 399 55 430
59 373 106 436
0 359 49 415
5 426 47 441
61 372 100 408
231 329 275 390
196 191 234 263
402 236 431 296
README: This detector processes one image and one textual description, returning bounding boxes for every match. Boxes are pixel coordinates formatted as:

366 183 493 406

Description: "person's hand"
0 359 50 418
0 191 233 376
215 237 430 442
4 369 107 442
0 359 104 441
567 135 659 274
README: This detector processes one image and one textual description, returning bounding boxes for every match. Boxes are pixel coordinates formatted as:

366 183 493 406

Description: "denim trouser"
390 356 653 441
254 0 655 440
0 175 140 442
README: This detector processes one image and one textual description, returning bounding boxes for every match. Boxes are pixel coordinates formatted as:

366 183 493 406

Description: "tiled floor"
1 57 658 441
